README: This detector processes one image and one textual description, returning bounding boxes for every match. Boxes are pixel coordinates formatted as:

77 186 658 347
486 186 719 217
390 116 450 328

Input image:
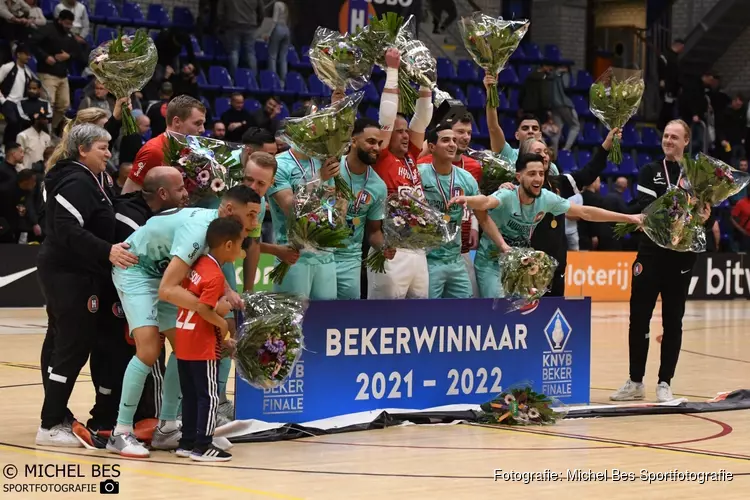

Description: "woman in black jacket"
36 123 137 447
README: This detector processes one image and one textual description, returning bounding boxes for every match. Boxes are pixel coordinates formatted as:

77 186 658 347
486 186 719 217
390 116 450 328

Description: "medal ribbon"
344 158 369 214
402 155 423 192
74 161 112 206
431 165 455 217
290 150 314 181
662 159 682 189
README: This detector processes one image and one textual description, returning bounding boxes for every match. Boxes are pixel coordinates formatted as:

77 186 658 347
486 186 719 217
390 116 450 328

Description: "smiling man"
418 125 479 298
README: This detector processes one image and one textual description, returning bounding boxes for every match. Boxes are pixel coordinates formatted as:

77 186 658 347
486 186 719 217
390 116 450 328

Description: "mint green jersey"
334 157 387 259
500 142 559 176
476 187 570 261
124 207 218 277
418 163 479 262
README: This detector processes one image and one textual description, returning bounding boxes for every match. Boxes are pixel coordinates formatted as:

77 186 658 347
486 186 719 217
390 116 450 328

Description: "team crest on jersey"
112 301 125 318
452 187 464 197
87 295 99 313
534 211 546 223
105 172 114 188
633 262 642 276
356 190 372 205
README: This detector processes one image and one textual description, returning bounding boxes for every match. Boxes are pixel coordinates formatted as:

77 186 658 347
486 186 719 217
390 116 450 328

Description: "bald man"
73 167 189 449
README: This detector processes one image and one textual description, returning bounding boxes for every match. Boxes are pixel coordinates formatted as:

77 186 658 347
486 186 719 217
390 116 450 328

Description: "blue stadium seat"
244 98 261 114
255 41 269 64
572 94 592 118
466 85 485 110
603 161 619 176
622 188 633 203
173 6 194 28
147 4 171 27
286 45 300 66
363 81 379 104
200 35 218 60
498 90 509 111
641 127 661 147
621 123 641 148
197 70 220 93
557 150 575 172
234 68 258 91
619 153 638 175
284 71 311 98
509 45 525 62
209 66 243 93
476 115 489 139
580 122 603 147
599 183 608 196
72 88 84 109
507 88 519 112
521 42 543 62
91 1 126 24
96 27 118 46
41 0 54 18
214 97 230 117
437 57 455 80
544 44 561 63
577 150 592 166
637 153 652 166
517 64 533 83
501 117 516 139
307 74 331 97
498 66 519 86
298 45 311 68
199 96 213 120
365 106 379 122
259 70 283 93
122 27 135 36
573 70 593 91
456 59 478 82
278 102 289 120
122 1 157 28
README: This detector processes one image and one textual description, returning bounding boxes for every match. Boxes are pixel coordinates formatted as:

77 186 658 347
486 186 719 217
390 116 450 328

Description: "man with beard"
418 113 482 296
418 125 479 298
336 118 393 299
449 154 643 298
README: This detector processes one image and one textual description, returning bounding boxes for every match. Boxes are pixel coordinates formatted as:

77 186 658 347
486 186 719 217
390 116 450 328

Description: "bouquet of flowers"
309 27 373 91
681 153 750 206
366 191 458 273
477 383 567 426
466 148 516 195
269 178 352 284
278 91 364 200
589 67 645 164
163 133 243 204
458 14 529 108
613 187 706 252
499 248 558 312
89 30 157 135
234 292 307 390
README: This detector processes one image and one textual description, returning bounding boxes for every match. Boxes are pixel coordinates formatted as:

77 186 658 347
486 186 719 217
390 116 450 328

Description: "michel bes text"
326 324 529 356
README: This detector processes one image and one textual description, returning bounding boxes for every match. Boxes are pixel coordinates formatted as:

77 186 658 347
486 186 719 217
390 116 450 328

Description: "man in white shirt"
17 110 51 171
0 44 35 143
53 0 89 44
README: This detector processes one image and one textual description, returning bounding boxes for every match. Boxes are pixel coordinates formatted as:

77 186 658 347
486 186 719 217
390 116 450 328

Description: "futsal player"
610 120 711 403
335 118 393 299
265 116 341 299
368 50 433 299
107 185 261 458
449 153 644 298
174 217 244 462
419 125 480 298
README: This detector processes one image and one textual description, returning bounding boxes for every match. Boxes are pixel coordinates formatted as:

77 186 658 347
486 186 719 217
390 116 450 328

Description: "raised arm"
567 203 643 225
408 87 433 150
484 74 506 154
567 128 621 189
379 49 401 145
449 193 500 211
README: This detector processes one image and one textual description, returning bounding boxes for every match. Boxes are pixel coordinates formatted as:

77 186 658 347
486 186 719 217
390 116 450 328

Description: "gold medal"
352 217 360 226
551 220 557 229
443 214 451 222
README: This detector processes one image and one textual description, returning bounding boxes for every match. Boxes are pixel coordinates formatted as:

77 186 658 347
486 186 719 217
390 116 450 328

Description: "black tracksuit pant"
628 247 697 385
178 359 219 451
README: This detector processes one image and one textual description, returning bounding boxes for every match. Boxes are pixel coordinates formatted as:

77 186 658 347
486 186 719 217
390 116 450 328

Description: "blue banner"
235 297 591 423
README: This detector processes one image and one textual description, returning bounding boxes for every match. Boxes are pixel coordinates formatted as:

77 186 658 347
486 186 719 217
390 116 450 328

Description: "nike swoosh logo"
681 269 691 274
0 267 37 288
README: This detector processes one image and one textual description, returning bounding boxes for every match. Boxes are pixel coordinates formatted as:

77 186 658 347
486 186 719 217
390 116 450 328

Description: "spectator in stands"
167 63 200 100
122 95 206 193
221 92 253 142
0 143 25 242
0 0 33 46
14 168 41 242
717 93 746 165
250 95 282 135
150 28 195 99
17 109 51 170
145 81 172 137
430 0 457 34
544 65 579 152
118 110 150 165
78 80 115 116
53 0 88 49
266 1 290 83
518 66 550 127
32 9 80 129
221 0 262 77
211 121 226 139
657 38 684 131
113 162 131 196
17 78 51 131
0 44 36 143
729 158 748 204
25 0 45 28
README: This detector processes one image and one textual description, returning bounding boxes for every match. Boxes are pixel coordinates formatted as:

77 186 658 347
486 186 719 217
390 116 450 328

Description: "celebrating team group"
39 47 706 463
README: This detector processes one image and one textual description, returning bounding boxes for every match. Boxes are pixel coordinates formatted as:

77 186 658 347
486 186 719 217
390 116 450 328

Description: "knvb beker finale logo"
543 308 572 353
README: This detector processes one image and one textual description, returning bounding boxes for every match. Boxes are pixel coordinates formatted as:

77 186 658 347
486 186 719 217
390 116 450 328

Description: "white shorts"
367 248 429 299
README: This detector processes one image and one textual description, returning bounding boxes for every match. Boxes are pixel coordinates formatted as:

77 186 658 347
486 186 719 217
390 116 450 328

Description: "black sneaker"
189 445 232 462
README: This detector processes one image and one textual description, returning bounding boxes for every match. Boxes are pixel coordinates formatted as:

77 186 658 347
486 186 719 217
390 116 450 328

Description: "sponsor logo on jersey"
88 295 99 313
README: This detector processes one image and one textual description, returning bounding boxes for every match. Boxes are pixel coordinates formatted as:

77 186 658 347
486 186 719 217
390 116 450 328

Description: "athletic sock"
115 356 152 429
158 352 182 421
218 356 232 403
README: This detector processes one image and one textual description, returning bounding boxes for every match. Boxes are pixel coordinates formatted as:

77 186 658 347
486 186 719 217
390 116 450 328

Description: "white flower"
389 200 400 208
504 393 516 405
528 408 540 419
218 165 227 175
94 54 108 64
178 156 188 166
520 256 530 265
528 264 539 276
416 216 426 226
211 178 225 192
197 170 211 184
393 216 405 227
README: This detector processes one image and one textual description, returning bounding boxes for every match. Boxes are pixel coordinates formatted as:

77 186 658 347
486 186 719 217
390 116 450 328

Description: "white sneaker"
609 379 645 401
106 432 149 458
656 382 675 402
36 423 83 447
151 426 182 450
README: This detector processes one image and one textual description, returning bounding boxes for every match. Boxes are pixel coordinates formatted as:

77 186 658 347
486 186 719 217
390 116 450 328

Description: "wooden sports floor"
1 301 749 499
